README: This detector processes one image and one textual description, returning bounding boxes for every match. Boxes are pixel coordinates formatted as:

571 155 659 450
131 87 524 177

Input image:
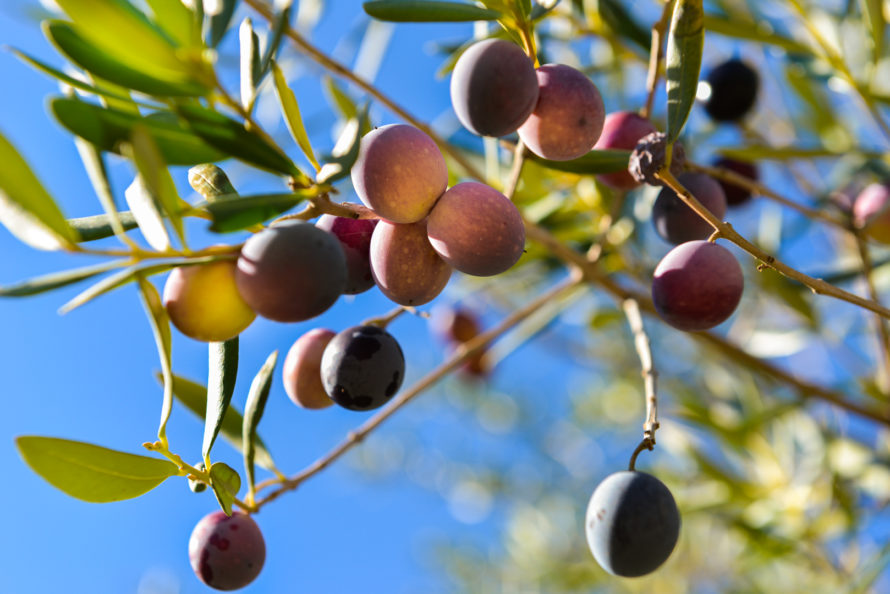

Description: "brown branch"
253 274 585 508
689 161 846 228
655 169 890 320
854 231 890 394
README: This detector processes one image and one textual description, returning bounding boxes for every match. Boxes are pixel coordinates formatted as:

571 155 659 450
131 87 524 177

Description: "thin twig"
622 298 659 470
253 274 584 507
655 169 890 320
641 0 675 120
689 162 846 228
853 231 890 394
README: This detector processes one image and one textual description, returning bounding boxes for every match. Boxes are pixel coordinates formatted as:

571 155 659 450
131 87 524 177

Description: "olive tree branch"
688 161 846 228
655 169 890 320
853 231 890 394
252 274 585 508
524 218 890 425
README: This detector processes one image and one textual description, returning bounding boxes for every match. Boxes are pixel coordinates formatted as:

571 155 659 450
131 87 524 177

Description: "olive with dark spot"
188 510 265 590
585 471 680 577
320 325 405 411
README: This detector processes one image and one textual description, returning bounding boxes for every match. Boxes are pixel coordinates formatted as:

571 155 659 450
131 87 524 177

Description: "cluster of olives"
173 47 822 587
450 39 605 161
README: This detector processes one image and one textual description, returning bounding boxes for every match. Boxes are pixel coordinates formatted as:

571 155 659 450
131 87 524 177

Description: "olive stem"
622 298 659 471
641 0 675 121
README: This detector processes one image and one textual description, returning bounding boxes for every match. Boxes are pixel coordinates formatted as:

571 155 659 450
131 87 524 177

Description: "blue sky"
0 2 503 592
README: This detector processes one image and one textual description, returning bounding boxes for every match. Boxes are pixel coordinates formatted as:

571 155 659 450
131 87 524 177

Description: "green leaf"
67 211 139 242
126 127 186 247
204 191 314 233
210 461 241 516
243 350 278 497
859 0 886 63
12 46 137 104
702 14 813 56
323 76 359 121
0 259 126 298
526 148 631 174
51 98 227 165
74 138 137 243
208 0 239 47
0 128 79 250
144 0 202 49
44 21 208 97
363 0 501 22
664 0 703 144
272 60 320 171
59 256 221 314
188 164 239 202
239 17 261 111
596 0 651 51
168 373 276 470
137 276 174 443
16 436 178 503
174 104 304 179
54 0 203 86
124 174 172 251
316 107 370 184
258 4 292 80
203 339 240 464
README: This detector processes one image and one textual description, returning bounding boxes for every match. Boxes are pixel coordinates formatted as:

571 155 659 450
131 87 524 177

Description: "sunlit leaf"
243 350 278 496
858 0 885 63
664 0 703 144
0 260 126 298
136 276 174 443
258 3 292 79
210 461 241 516
45 21 208 97
124 174 172 252
203 339 240 464
54 0 202 86
208 0 239 47
144 0 202 49
272 60 320 171
363 0 501 22
716 145 884 161
126 127 186 246
316 107 369 184
12 46 138 104
51 98 226 164
174 104 305 179
74 138 137 243
204 191 315 232
67 211 139 242
526 148 631 174
168 373 276 470
0 129 79 250
239 17 261 111
16 436 178 503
